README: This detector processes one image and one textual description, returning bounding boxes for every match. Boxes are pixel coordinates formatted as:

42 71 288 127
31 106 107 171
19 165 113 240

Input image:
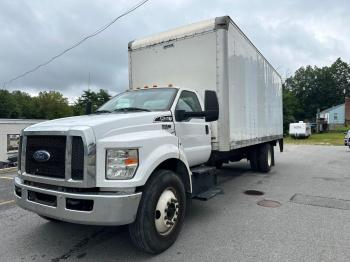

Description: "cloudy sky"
1 0 349 102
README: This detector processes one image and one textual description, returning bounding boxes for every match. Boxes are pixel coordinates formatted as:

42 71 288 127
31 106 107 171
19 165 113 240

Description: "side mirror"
175 110 206 121
175 110 187 121
204 90 219 122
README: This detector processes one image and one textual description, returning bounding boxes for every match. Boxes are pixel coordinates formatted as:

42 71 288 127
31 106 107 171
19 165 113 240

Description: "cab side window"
176 91 202 112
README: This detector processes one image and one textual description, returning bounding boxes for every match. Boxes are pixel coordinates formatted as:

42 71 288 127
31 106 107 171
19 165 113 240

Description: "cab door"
174 90 211 167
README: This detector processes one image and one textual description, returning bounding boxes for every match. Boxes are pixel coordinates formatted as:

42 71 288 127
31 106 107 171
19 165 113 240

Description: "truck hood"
24 111 172 139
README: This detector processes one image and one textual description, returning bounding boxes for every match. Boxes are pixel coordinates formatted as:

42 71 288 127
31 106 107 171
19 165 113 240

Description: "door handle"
205 125 209 135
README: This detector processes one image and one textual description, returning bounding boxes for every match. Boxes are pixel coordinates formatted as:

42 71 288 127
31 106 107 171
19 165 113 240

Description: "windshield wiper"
94 110 112 114
112 107 151 112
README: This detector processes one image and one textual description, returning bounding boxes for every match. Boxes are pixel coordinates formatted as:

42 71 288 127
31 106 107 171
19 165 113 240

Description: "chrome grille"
24 135 85 180
71 136 84 180
20 129 96 188
25 136 66 178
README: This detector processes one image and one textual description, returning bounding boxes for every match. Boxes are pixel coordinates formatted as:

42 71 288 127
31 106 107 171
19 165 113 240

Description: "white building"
0 119 46 168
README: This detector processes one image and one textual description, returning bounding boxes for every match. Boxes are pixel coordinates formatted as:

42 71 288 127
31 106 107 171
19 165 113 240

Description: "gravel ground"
1 145 350 262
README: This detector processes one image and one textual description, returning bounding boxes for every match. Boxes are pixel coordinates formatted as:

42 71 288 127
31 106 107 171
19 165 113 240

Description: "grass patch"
328 126 349 133
285 131 347 146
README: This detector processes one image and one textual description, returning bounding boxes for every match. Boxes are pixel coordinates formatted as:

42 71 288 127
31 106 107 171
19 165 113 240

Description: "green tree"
284 58 350 121
33 91 73 119
11 91 37 118
73 89 111 115
282 85 301 133
0 89 20 118
329 58 350 98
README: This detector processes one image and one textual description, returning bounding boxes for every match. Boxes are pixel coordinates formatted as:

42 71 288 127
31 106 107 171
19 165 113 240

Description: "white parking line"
0 176 14 180
0 200 15 206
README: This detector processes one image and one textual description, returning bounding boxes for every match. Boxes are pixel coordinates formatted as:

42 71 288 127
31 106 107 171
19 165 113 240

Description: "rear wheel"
249 147 259 171
129 169 186 254
258 143 273 173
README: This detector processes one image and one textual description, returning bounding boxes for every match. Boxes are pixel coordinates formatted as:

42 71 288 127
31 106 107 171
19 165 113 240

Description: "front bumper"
14 176 142 226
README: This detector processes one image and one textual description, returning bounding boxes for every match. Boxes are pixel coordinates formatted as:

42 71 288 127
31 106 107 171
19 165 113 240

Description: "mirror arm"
185 111 206 118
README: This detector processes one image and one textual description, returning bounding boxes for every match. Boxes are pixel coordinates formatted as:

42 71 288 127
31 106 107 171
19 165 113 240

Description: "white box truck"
14 16 283 254
289 121 311 138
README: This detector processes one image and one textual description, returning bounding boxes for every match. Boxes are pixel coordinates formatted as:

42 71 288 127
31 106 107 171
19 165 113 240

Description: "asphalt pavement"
1 145 350 262
0 170 16 212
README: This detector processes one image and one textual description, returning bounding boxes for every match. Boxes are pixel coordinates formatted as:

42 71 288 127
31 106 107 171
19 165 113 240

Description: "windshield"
97 88 178 112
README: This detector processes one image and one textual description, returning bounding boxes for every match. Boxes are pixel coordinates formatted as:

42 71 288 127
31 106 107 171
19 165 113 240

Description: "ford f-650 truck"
14 16 283 254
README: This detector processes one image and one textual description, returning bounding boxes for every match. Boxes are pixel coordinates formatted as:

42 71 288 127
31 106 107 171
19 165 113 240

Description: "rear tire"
249 147 259 171
129 169 186 254
258 143 273 173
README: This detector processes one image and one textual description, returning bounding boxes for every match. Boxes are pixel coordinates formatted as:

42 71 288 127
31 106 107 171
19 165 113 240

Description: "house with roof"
316 97 350 130
320 104 345 125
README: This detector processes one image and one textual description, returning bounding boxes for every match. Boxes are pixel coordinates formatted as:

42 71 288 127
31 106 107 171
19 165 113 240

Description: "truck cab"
14 86 219 253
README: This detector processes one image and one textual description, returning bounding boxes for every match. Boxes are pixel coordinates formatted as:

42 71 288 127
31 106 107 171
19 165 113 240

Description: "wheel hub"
155 189 179 236
166 202 176 220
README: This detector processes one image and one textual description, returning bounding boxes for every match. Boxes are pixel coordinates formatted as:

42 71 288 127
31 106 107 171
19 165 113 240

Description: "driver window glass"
176 91 202 112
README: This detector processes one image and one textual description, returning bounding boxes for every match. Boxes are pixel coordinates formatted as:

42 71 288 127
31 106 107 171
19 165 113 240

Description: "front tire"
129 169 186 254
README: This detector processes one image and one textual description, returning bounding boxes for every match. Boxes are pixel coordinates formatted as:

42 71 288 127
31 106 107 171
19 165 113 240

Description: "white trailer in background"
0 119 45 168
289 121 311 138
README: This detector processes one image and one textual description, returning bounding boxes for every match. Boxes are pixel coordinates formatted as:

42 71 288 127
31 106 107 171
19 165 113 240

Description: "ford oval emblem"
33 150 51 162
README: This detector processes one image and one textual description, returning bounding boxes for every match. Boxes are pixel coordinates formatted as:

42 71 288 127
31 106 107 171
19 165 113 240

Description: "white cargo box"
128 16 283 152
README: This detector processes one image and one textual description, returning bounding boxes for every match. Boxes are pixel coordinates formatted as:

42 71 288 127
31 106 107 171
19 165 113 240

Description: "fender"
178 143 193 191
142 148 193 193
95 130 191 189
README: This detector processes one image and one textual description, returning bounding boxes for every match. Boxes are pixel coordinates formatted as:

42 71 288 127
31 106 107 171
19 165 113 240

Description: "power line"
2 0 151 88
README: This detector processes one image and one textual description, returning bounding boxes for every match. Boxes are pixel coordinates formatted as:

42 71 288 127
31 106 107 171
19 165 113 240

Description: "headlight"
106 149 138 180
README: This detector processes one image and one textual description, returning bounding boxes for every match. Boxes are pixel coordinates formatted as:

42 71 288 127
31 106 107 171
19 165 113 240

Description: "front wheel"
128 169 186 254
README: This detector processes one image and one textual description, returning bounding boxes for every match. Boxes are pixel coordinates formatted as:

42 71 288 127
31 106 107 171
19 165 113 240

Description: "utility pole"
316 108 320 133
88 72 91 91
85 72 92 115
